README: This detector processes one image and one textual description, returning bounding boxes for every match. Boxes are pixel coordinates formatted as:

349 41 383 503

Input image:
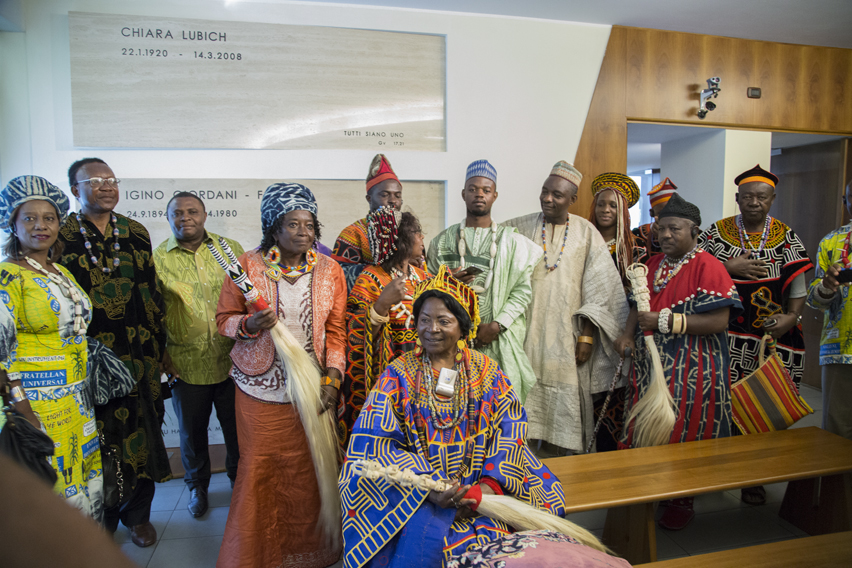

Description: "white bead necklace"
24 256 87 336
457 219 497 294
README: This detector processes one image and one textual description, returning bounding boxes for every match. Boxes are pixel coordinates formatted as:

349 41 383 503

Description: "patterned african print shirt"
334 218 372 265
699 216 813 384
153 232 244 385
807 223 852 365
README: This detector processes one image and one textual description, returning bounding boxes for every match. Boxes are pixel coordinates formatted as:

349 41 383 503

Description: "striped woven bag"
731 334 814 434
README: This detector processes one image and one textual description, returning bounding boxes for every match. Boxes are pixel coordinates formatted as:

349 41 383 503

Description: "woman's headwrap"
591 173 640 208
0 175 70 231
366 205 403 265
260 183 318 234
413 264 480 342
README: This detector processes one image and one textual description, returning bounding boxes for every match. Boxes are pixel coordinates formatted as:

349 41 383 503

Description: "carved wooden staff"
208 238 341 548
624 263 676 448
351 459 610 554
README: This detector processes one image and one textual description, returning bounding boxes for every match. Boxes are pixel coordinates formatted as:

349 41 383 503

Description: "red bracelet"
480 476 504 496
463 484 483 511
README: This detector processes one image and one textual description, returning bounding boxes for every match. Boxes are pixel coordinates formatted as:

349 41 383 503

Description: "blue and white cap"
465 159 497 184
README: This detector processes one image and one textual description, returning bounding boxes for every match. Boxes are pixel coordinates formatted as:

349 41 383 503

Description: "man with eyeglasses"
59 158 171 547
807 180 852 441
699 164 813 506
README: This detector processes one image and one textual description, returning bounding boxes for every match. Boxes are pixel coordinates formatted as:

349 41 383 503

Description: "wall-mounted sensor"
747 87 762 99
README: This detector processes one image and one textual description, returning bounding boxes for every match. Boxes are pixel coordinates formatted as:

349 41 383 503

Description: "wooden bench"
542 427 852 565
634 531 852 567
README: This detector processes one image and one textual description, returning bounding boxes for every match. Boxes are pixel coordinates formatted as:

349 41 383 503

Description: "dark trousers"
171 378 240 490
104 477 155 532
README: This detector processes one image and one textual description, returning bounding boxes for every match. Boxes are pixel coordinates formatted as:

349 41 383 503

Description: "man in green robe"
426 159 542 400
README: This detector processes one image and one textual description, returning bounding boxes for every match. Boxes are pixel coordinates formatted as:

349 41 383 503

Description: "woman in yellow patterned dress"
0 176 103 518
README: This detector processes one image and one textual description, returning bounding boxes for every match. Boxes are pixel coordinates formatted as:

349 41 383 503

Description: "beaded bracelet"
658 308 672 334
321 375 342 390
236 315 261 341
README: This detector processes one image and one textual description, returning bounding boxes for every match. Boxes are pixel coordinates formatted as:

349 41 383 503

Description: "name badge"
435 368 458 397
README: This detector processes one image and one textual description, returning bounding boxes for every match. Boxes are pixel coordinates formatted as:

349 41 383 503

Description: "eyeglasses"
76 177 121 190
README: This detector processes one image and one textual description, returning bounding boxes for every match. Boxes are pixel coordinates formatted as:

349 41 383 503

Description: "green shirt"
153 232 245 385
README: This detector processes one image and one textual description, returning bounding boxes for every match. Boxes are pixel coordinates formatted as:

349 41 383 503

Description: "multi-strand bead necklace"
77 213 121 273
653 245 701 292
735 214 772 257
541 215 570 272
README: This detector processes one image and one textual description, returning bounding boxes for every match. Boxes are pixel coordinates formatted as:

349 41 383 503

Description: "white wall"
661 130 726 229
722 129 773 218
0 0 611 230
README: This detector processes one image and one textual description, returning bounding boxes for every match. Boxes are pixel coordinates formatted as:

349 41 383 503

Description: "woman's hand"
245 308 277 334
374 276 407 316
637 311 662 332
821 263 842 294
320 385 338 414
614 333 636 358
427 482 475 511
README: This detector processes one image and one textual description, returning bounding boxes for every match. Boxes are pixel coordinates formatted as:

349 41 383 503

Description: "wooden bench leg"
779 474 852 535
603 502 656 564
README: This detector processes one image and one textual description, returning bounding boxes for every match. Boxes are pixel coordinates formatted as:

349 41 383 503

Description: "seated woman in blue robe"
339 265 567 568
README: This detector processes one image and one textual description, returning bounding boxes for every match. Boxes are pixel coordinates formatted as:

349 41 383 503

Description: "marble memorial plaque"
69 12 446 150
115 178 445 254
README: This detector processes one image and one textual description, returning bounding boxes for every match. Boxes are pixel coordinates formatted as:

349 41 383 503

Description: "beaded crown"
413 264 480 342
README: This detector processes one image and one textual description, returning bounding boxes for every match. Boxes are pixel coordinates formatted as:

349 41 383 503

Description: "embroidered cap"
549 161 583 188
366 154 401 193
735 164 778 188
648 177 678 208
657 193 701 226
465 159 497 184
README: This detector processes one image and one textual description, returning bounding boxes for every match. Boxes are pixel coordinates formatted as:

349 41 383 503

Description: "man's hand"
475 322 501 348
451 267 476 284
614 334 636 358
160 350 180 385
575 340 592 365
637 311 662 332
320 385 338 414
821 263 842 294
724 252 769 280
763 312 798 340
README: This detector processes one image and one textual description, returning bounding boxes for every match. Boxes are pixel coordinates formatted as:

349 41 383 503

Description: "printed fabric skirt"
216 387 341 568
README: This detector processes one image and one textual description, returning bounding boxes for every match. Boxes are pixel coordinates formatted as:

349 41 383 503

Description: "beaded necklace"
457 219 497 294
413 350 477 481
77 213 121 273
278 248 318 278
541 215 570 272
24 256 87 336
736 214 772 257
653 245 701 292
388 266 420 327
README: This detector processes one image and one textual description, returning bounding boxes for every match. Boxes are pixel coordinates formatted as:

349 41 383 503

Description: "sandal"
658 497 695 531
741 485 766 506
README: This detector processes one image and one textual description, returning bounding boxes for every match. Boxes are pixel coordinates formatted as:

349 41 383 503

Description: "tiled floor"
116 385 824 567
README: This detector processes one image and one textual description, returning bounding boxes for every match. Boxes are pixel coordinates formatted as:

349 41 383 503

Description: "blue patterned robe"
622 251 743 446
340 350 566 568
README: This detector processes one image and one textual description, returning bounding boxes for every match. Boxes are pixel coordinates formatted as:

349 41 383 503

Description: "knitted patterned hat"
735 164 778 188
260 183 317 234
550 161 583 188
465 159 497 184
657 193 701 226
366 205 403 265
648 177 678 208
366 154 400 192
591 173 640 208
413 264 480 342
0 175 70 230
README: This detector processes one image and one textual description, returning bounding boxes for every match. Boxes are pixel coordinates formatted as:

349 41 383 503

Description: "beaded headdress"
366 205 403 265
366 154 400 192
591 172 640 208
648 177 678 208
413 264 480 342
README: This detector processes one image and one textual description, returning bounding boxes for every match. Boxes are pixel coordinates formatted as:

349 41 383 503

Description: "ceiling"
301 0 852 49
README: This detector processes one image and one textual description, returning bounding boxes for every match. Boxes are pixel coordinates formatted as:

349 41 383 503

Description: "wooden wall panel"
570 26 852 216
